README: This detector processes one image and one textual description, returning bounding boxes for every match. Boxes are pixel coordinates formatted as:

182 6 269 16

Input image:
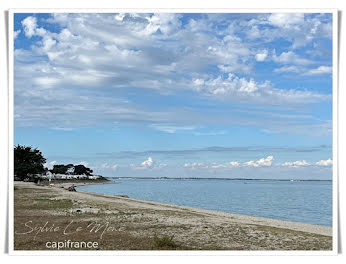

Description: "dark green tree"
74 164 93 176
14 145 46 181
50 164 93 176
51 164 76 174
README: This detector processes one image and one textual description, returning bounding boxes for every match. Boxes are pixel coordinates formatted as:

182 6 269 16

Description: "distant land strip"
109 177 332 182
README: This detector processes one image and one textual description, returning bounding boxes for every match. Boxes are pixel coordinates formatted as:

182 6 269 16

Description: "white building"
40 171 101 180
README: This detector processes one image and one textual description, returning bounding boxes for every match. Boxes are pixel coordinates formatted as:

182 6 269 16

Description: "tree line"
14 144 93 181
50 164 93 175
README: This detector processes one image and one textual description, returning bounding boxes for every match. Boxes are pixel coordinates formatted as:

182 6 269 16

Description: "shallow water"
78 179 332 226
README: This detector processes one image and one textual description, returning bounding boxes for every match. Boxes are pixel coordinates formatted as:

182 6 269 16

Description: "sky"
13 12 333 179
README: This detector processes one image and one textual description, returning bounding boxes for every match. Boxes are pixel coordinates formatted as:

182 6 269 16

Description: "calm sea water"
77 179 332 226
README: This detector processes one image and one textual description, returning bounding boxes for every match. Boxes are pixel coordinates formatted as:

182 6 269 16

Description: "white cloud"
141 157 154 168
272 51 313 65
44 160 57 169
99 163 119 170
181 157 332 170
131 157 168 170
253 13 331 48
274 66 300 73
156 163 167 169
192 73 329 105
42 37 57 51
229 161 240 167
210 163 227 169
145 13 182 35
209 161 240 169
217 64 252 74
150 124 196 134
275 65 332 76
185 157 274 170
246 25 261 39
184 160 245 170
184 162 206 169
13 13 332 137
22 16 37 38
78 161 89 167
255 50 268 62
304 66 332 75
193 74 259 95
114 13 125 21
100 163 110 169
316 158 333 166
187 18 212 32
193 130 227 136
267 13 304 29
244 156 274 167
34 77 60 87
281 160 310 167
14 30 21 39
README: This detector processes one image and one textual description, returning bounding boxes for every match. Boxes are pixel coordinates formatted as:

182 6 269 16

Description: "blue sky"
13 12 333 179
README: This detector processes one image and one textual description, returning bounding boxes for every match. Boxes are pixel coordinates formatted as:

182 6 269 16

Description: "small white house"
39 171 101 180
54 174 67 179
40 171 54 179
66 167 75 175
88 175 100 180
46 171 53 179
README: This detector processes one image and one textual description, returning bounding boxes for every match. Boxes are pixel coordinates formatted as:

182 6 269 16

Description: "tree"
51 164 73 174
14 145 46 181
50 164 92 175
74 164 93 176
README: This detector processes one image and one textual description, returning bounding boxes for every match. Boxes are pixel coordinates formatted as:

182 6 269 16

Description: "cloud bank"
14 13 332 137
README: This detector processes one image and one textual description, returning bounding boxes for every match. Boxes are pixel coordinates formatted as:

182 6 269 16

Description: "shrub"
153 234 178 249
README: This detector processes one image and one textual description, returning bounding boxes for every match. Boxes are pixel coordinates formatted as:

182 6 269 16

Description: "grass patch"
27 198 74 210
153 234 179 250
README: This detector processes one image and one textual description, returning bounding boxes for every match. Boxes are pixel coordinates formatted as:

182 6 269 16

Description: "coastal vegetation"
14 144 97 181
14 145 46 181
51 164 93 176
153 234 179 249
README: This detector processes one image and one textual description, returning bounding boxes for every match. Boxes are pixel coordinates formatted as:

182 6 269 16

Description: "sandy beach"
14 181 332 250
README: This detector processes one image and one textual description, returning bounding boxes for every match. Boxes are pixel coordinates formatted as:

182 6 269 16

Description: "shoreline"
50 179 332 236
14 181 332 250
110 176 332 182
74 184 332 237
44 178 114 188
75 179 332 235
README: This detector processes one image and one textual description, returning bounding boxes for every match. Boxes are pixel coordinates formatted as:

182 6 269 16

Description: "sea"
77 178 332 226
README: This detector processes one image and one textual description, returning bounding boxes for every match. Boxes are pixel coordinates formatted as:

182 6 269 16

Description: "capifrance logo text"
45 240 99 250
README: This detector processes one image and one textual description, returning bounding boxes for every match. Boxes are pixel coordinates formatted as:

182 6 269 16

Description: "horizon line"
108 176 332 182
